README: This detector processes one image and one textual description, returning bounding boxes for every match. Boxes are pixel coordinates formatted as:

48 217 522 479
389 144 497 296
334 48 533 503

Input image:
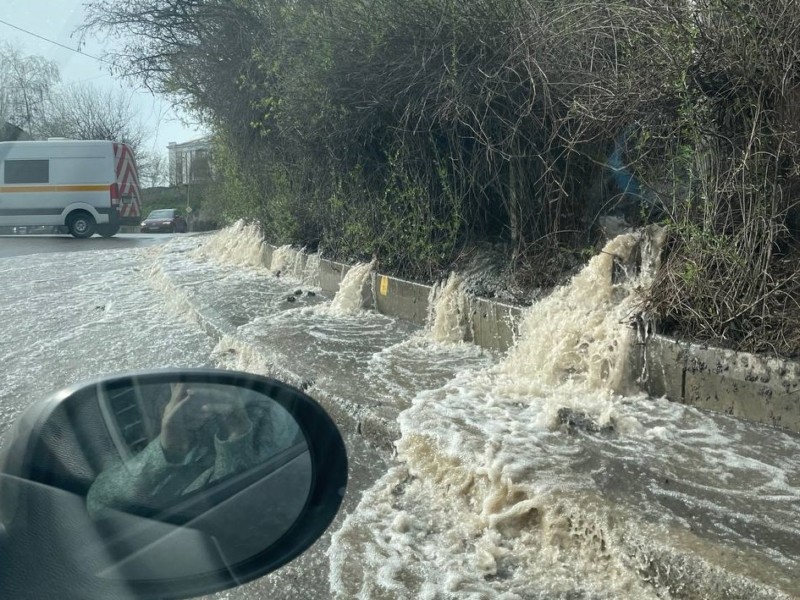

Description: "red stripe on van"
113 143 142 218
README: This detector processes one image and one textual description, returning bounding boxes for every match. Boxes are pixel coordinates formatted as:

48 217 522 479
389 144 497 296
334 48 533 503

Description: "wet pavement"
1 229 797 599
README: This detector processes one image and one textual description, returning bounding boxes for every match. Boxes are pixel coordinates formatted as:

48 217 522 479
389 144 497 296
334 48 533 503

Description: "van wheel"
67 212 96 238
97 224 120 238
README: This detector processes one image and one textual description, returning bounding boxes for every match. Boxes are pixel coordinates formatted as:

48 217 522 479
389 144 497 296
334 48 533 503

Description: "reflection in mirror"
72 379 313 580
89 381 306 518
0 370 345 599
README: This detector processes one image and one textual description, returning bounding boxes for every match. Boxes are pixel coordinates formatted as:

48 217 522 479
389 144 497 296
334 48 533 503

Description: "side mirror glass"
0 370 347 600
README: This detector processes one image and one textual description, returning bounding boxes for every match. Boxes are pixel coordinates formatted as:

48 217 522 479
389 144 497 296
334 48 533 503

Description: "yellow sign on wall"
379 275 389 296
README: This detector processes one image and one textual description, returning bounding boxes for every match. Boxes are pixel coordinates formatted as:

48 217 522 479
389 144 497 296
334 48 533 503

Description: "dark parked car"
140 209 188 233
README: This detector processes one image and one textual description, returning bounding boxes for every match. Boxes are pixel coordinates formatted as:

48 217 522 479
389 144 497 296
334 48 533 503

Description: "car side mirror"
0 369 348 600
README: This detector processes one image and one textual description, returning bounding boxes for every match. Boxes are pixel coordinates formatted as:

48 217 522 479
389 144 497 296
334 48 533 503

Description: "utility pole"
185 153 193 231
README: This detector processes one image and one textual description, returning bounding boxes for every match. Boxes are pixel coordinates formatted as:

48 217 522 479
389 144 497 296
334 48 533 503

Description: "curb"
179 284 400 452
630 334 800 432
262 243 800 434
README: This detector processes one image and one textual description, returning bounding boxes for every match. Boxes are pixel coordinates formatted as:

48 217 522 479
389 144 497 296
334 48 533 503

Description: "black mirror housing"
0 369 348 600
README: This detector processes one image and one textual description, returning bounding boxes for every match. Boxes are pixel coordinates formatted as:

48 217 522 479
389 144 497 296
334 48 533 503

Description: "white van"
0 139 142 238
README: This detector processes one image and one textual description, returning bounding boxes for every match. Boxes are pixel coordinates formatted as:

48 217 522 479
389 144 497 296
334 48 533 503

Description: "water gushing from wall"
270 244 296 276
499 231 644 400
192 220 267 267
328 261 375 316
329 227 799 599
132 225 796 598
427 273 469 344
287 248 307 279
302 253 321 287
145 247 204 326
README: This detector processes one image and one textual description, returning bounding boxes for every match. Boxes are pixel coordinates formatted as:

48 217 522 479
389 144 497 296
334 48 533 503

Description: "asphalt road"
0 233 180 258
0 232 392 599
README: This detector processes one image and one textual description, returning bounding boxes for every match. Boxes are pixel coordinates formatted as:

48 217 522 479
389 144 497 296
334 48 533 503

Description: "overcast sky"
0 1 207 158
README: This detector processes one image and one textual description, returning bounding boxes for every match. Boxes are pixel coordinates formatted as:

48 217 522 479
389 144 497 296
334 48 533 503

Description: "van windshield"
148 210 175 219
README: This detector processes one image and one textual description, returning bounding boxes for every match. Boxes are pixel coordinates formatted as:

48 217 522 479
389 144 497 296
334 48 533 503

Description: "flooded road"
0 226 797 598
0 232 170 258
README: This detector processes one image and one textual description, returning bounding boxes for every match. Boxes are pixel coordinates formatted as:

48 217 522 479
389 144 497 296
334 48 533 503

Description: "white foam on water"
209 334 305 386
192 220 267 267
364 335 495 404
303 253 321 287
269 245 307 280
499 233 642 397
289 248 307 279
329 229 799 599
270 244 297 275
427 273 469 344
25 222 787 598
144 255 204 326
0 244 217 441
327 261 375 316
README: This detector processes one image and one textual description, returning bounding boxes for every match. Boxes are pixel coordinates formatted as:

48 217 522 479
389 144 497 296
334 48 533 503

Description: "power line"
0 17 112 66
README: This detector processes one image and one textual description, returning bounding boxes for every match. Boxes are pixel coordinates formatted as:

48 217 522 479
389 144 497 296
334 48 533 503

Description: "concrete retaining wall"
263 244 521 351
631 335 800 432
319 258 349 294
468 297 522 352
372 274 431 325
262 244 799 432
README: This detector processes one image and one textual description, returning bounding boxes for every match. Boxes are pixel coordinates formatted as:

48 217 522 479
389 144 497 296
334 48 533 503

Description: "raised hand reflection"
87 383 302 519
161 383 253 464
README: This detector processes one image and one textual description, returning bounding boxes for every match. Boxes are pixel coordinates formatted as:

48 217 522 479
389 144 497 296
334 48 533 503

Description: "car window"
2 2 799 599
148 210 174 219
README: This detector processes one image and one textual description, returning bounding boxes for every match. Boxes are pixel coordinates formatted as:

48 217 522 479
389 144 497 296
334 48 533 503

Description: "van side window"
4 159 50 184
